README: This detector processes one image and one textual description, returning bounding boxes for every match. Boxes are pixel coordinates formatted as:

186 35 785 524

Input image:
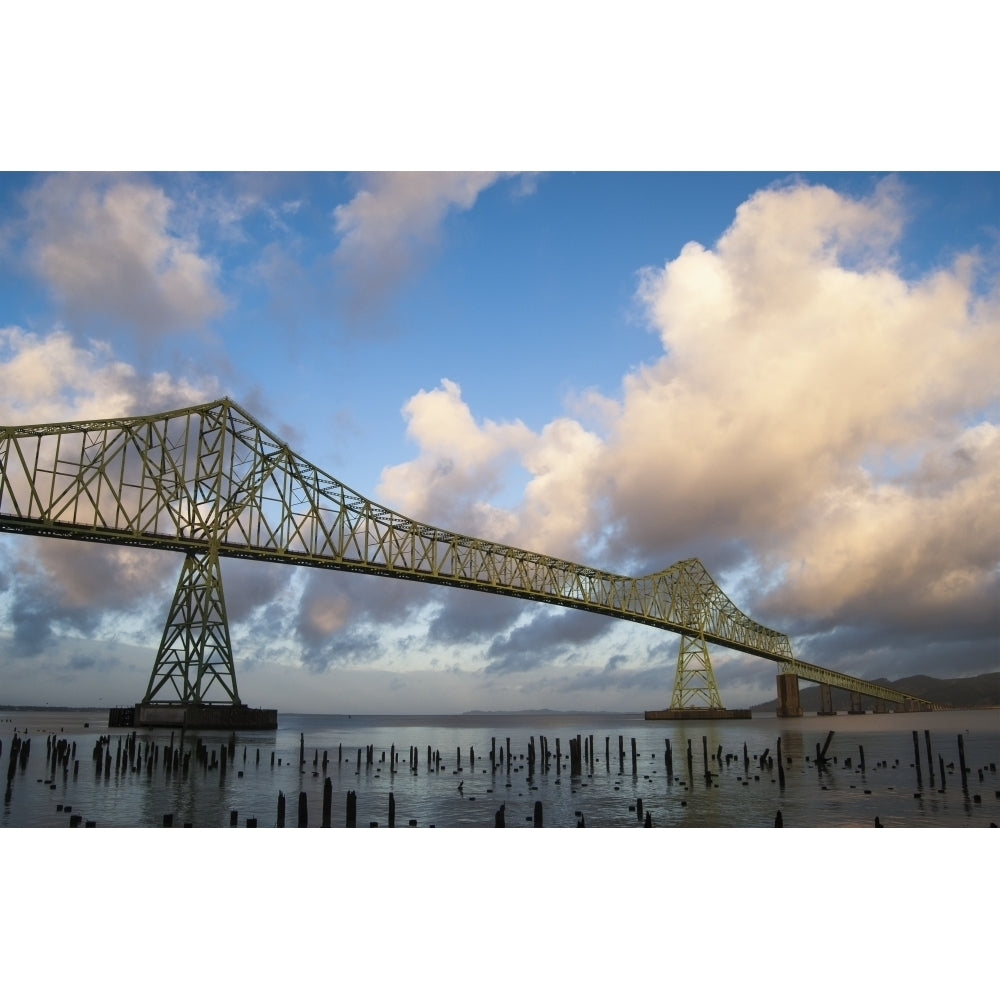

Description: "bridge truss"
0 398 935 713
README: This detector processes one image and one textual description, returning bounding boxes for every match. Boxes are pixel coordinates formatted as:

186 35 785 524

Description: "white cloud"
331 171 507 316
378 377 534 533
22 174 225 337
0 326 220 423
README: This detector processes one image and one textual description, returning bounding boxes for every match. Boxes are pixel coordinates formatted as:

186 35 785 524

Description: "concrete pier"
113 703 278 730
644 708 752 721
776 673 803 717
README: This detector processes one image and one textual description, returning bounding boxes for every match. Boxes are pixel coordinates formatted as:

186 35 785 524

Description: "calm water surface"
2 708 998 828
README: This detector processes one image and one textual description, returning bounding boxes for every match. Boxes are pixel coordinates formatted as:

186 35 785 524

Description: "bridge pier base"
112 703 278 730
644 708 751 721
776 673 802 718
848 691 865 715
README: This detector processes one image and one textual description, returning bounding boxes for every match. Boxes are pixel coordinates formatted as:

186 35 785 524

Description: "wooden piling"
495 802 505 827
322 777 332 827
533 801 543 828
958 734 968 790
346 790 357 828
388 792 395 828
277 791 286 828
924 730 934 782
631 737 637 775
912 731 922 783
939 754 946 789
230 810 238 827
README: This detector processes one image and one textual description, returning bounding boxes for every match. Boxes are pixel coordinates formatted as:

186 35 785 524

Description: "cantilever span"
0 398 936 715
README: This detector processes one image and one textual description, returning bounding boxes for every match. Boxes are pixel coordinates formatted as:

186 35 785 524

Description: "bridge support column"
848 691 864 714
142 548 241 708
776 673 802 718
670 631 723 710
817 683 836 716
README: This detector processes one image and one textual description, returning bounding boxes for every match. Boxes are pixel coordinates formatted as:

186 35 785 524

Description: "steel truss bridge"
0 398 936 715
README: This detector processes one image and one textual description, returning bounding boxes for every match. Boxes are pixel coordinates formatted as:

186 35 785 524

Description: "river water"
3 706 995 999
2 707 998 828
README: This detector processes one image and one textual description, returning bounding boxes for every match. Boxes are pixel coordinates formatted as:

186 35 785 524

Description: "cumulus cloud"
378 377 605 559
619 180 1000 660
21 174 226 337
378 377 533 534
0 326 221 424
376 178 1000 681
331 171 508 318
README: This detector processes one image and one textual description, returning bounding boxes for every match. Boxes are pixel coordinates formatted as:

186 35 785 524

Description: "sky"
1 169 997 713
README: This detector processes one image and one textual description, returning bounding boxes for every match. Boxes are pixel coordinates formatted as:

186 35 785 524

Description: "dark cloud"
484 606 617 675
426 587 525 643
9 577 55 656
66 653 97 672
220 560 289 622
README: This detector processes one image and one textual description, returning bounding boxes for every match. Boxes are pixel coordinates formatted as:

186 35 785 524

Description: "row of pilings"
2 724 998 827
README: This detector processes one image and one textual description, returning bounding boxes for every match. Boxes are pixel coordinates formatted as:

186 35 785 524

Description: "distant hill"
752 672 1000 712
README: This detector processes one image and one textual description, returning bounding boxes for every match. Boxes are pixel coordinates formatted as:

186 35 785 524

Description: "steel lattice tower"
670 631 724 709
143 547 240 706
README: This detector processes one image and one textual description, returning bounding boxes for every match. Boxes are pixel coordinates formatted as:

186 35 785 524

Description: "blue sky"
1 170 997 712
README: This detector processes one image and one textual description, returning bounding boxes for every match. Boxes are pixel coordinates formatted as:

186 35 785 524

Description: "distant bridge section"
0 397 937 715
775 660 933 716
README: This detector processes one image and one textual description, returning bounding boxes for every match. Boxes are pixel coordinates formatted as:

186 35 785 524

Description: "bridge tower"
132 544 275 728
645 621 752 720
669 631 724 709
143 546 240 707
